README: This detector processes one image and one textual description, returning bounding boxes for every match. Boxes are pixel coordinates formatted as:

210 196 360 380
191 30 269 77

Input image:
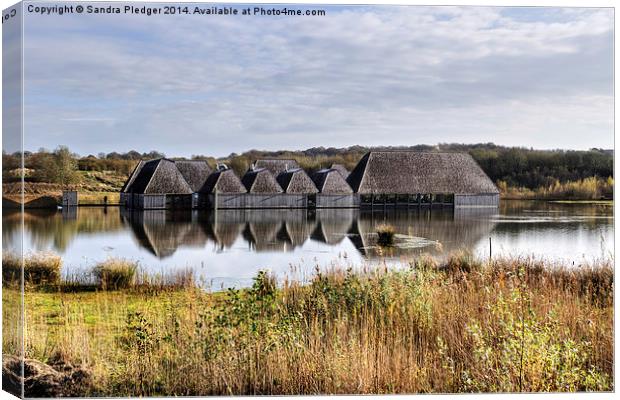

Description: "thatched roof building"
242 168 283 193
330 163 350 179
200 168 246 194
347 151 499 194
254 159 299 176
127 159 193 194
276 168 318 194
311 169 354 194
174 160 213 192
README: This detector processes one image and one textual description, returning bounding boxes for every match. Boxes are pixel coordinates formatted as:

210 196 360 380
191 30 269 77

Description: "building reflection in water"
120 207 498 260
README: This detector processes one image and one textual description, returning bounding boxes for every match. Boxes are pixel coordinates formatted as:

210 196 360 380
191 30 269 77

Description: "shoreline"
2 194 614 209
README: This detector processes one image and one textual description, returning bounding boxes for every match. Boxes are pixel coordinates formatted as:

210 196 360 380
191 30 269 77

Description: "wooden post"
489 237 492 260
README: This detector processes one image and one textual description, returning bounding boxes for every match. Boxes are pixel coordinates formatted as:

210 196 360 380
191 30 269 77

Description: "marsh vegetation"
3 252 613 396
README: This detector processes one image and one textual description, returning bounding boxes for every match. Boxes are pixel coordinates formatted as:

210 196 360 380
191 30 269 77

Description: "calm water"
3 201 613 288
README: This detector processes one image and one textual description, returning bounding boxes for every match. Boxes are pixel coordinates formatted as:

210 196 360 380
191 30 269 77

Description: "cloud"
21 5 613 156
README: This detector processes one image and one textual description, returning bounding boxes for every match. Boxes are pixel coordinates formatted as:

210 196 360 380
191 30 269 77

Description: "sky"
10 4 616 157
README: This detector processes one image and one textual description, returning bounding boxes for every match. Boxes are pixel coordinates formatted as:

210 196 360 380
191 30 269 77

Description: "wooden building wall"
315 194 360 208
206 193 308 209
135 194 167 210
454 193 499 208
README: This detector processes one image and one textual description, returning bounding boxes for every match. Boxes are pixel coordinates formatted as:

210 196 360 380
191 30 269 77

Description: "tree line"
2 144 613 191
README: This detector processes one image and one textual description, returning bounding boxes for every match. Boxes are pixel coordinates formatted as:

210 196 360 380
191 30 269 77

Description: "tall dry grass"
10 253 612 396
499 177 614 200
2 252 62 285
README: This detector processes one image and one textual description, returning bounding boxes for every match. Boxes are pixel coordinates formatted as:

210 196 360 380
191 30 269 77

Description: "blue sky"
15 4 615 157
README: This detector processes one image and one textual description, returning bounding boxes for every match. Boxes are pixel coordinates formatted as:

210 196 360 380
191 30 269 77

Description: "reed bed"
4 253 614 396
499 177 614 200
2 252 62 285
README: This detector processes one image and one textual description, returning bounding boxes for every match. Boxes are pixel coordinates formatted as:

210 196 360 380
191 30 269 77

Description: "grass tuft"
376 223 396 247
2 252 62 285
92 258 137 290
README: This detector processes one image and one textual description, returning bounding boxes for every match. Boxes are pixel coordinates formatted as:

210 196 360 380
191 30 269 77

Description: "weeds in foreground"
93 258 137 290
2 252 62 285
10 253 612 396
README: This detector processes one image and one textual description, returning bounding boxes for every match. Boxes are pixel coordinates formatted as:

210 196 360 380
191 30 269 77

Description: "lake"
3 201 613 289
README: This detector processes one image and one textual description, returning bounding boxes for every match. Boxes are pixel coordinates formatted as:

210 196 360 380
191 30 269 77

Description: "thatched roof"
129 159 193 195
254 159 299 176
200 169 246 194
276 168 318 194
347 151 499 195
121 160 145 193
330 163 350 179
311 169 353 194
174 160 213 192
242 168 283 193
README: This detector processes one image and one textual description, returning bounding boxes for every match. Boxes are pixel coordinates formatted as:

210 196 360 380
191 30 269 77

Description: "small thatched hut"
124 159 194 209
330 163 350 179
347 151 499 208
242 168 284 193
312 169 353 194
311 169 358 208
253 159 300 176
276 168 318 194
200 167 246 209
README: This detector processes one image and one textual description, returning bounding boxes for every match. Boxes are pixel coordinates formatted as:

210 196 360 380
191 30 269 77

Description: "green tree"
42 146 81 186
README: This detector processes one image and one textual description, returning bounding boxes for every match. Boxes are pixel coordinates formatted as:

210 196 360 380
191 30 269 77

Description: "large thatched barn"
347 151 499 208
120 151 499 210
122 159 194 209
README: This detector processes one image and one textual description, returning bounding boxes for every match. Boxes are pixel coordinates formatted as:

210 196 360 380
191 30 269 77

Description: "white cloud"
22 5 613 156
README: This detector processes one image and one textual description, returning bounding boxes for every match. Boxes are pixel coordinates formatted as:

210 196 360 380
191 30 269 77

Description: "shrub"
93 258 137 290
376 224 396 247
445 249 481 273
2 252 62 285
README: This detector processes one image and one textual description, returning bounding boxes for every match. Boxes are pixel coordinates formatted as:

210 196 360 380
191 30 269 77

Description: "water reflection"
3 201 613 271
117 208 498 259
